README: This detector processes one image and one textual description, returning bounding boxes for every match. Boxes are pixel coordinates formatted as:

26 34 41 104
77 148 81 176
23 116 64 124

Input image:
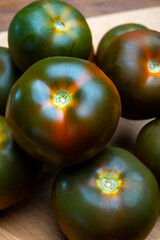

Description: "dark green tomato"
0 116 41 210
96 23 146 66
52 147 160 240
5 57 121 168
97 29 160 119
8 0 92 72
0 47 21 115
135 118 160 185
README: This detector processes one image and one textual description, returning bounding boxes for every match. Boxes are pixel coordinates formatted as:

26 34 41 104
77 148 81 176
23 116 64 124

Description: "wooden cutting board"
0 6 160 240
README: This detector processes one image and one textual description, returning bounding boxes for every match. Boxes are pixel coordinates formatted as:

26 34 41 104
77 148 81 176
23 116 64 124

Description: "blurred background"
0 0 160 31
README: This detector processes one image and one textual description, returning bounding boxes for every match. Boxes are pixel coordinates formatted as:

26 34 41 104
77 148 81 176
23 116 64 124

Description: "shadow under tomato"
109 117 150 153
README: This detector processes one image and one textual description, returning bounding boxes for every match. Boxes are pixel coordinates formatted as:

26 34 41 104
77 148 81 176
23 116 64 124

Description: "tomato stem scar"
97 171 122 194
147 59 160 73
54 20 67 31
53 90 70 107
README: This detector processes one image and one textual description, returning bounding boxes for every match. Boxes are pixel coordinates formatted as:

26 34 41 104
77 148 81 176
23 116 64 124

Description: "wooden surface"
0 0 160 31
0 5 160 240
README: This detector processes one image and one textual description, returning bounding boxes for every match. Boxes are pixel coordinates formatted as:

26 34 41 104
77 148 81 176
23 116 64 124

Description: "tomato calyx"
96 171 123 194
147 59 160 74
54 19 68 32
53 90 71 108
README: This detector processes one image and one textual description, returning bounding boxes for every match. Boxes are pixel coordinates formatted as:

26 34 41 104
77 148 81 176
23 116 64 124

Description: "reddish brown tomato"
96 23 146 66
97 29 160 119
0 116 41 210
52 147 160 240
8 0 92 72
6 57 121 168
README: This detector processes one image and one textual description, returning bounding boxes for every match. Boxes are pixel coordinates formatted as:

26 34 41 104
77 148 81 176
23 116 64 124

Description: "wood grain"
0 6 160 240
0 0 160 31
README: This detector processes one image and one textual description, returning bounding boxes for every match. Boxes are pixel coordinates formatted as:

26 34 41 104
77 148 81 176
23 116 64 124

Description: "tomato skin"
96 29 160 119
96 23 146 66
88 45 94 62
0 116 41 210
0 47 21 115
51 146 160 240
135 118 160 185
8 0 92 72
5 57 121 168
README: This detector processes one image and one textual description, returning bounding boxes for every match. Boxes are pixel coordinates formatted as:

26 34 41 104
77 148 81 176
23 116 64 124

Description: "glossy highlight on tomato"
52 146 160 240
6 57 121 168
8 0 92 72
135 118 160 185
0 47 21 115
97 29 160 119
96 23 147 67
0 116 41 210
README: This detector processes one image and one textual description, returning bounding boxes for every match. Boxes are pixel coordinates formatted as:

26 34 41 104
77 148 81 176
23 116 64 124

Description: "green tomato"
0 115 41 210
0 47 21 115
135 118 160 185
52 147 160 240
8 0 92 72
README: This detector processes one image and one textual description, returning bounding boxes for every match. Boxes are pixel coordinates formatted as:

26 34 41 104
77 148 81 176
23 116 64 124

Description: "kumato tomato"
5 57 121 168
96 29 160 119
135 118 160 185
8 0 92 72
51 147 160 240
0 47 21 115
88 45 95 62
0 116 41 210
96 23 147 66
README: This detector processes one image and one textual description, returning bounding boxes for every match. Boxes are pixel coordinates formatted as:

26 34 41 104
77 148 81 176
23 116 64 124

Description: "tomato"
88 45 95 62
135 118 160 185
96 29 160 119
8 0 92 72
0 47 21 115
96 23 146 66
0 116 41 210
52 146 160 240
5 57 121 168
